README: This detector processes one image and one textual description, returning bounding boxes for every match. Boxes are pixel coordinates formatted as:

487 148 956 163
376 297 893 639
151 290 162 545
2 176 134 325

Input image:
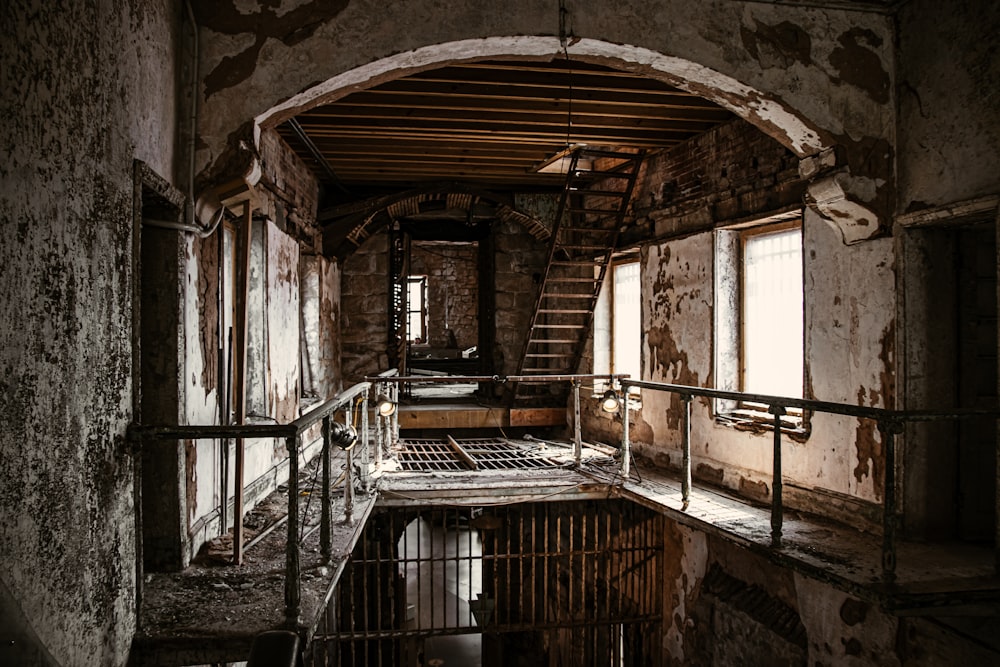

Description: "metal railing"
129 371 399 626
620 378 1000 583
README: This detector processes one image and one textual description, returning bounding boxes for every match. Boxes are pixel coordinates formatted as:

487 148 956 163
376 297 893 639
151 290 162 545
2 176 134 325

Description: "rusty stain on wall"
741 19 813 69
197 1 351 97
696 463 724 487
192 234 219 393
853 386 884 499
829 28 890 104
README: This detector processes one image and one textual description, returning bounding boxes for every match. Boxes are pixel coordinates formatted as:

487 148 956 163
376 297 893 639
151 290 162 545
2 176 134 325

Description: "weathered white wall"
631 209 895 518
0 1 179 664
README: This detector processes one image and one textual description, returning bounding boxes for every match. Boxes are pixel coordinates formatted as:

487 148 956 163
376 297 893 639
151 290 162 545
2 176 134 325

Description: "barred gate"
309 499 663 666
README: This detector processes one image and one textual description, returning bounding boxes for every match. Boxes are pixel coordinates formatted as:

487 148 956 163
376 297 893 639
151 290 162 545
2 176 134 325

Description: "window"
715 218 803 418
594 259 641 388
407 275 428 344
742 224 803 397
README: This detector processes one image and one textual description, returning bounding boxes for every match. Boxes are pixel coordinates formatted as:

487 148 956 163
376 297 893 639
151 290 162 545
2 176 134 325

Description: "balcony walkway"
131 436 1000 665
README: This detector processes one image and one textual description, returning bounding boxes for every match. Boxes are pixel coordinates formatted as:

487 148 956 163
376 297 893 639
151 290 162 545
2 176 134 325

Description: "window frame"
594 255 642 397
406 274 428 345
715 215 807 432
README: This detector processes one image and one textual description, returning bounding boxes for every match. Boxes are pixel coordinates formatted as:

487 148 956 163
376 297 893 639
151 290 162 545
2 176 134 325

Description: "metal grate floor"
394 438 564 472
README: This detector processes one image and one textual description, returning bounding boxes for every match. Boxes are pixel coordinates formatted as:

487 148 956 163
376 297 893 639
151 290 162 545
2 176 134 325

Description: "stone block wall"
410 242 478 350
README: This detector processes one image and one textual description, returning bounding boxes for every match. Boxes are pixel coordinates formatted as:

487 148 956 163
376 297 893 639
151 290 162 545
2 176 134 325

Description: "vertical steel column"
321 415 332 563
360 389 371 493
390 382 399 448
681 394 692 510
879 419 902 583
621 385 631 479
374 382 384 469
573 380 582 466
770 406 785 548
285 434 301 625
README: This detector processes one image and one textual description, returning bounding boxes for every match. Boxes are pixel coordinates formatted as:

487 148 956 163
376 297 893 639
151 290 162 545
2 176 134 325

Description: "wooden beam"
445 436 479 471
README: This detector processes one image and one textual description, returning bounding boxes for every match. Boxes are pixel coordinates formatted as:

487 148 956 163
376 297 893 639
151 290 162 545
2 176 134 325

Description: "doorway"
902 220 998 542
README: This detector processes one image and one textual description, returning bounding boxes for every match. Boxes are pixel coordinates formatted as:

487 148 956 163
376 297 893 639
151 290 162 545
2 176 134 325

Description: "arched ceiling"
276 59 735 196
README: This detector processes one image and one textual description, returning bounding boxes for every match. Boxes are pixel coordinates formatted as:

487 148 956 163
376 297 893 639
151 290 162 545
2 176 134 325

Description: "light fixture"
329 421 358 449
375 393 397 417
600 389 621 414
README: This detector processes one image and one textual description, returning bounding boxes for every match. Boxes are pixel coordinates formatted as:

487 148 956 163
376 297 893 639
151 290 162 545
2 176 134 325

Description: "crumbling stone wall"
410 242 478 350
0 1 180 664
341 231 390 384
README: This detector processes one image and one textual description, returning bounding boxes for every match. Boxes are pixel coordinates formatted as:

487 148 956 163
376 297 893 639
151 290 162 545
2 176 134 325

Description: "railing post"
879 418 902 584
375 382 385 469
681 394 692 510
284 435 301 626
390 381 399 449
621 385 631 479
343 406 355 525
573 380 582 467
770 405 786 548
320 416 332 564
360 389 371 493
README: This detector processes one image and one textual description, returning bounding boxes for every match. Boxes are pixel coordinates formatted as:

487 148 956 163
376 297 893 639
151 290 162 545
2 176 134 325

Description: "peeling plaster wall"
267 220 301 424
897 0 1000 212
632 208 895 521
0 1 179 664
301 255 343 400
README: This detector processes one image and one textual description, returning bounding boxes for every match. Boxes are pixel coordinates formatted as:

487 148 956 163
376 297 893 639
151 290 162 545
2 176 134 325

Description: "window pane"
613 262 641 382
743 228 802 397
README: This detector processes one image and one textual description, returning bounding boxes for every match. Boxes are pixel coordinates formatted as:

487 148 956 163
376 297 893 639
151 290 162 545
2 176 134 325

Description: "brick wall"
627 119 805 242
258 128 321 252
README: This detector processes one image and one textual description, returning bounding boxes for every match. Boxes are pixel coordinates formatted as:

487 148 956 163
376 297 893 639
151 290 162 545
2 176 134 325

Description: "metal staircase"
512 147 644 404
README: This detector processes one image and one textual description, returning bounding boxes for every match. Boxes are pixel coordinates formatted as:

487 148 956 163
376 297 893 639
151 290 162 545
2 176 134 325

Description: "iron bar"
621 392 631 479
284 435 301 626
360 389 371 492
321 416 332 563
573 380 583 466
879 419 902 583
770 405 786 548
343 447 354 525
681 393 692 510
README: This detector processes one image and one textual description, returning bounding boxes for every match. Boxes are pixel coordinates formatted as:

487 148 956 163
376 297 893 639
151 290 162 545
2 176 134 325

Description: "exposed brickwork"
627 119 805 243
258 129 321 252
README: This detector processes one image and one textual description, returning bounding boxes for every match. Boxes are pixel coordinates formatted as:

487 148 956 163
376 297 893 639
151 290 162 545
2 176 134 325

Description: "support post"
343 406 355 524
361 390 371 492
770 405 786 548
572 380 582 467
879 419 902 583
621 386 631 479
681 394 692 510
320 415 332 564
284 435 301 626
375 382 384 469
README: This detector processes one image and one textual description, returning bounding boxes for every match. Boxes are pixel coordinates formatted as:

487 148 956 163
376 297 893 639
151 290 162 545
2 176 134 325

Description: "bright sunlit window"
595 259 641 389
407 275 427 344
741 224 803 398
